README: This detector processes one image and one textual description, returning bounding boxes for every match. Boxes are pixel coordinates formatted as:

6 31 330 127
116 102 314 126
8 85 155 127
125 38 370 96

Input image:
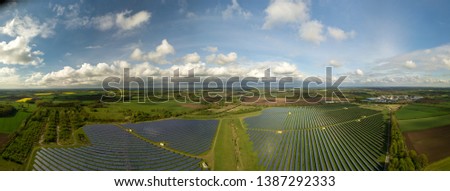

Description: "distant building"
363 95 423 103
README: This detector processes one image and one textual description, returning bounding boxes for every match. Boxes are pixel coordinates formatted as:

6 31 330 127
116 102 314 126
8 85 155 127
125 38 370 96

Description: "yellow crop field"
16 98 33 103
34 93 53 96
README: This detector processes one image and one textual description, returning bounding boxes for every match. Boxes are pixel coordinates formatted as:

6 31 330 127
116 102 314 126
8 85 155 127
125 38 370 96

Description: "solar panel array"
32 124 203 171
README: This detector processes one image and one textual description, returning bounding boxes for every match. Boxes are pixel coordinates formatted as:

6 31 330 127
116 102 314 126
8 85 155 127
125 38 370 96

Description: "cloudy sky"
0 0 449 88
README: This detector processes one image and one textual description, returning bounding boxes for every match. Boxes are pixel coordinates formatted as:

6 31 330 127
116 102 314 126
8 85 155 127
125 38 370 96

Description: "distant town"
363 95 424 103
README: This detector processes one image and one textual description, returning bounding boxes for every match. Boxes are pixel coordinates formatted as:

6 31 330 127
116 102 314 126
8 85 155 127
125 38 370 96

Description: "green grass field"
396 104 450 120
0 158 23 171
398 114 450 132
396 103 450 132
213 118 260 170
0 111 30 133
213 119 238 170
426 157 450 171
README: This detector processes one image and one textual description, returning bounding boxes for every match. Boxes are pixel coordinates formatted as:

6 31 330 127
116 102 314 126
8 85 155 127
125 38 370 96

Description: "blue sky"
0 0 449 88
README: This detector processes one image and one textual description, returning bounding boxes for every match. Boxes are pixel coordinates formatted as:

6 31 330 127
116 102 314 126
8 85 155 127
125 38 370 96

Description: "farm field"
396 104 450 120
244 105 387 171
0 134 9 148
0 111 30 133
394 102 450 170
398 114 450 132
426 157 450 171
32 124 205 171
404 125 450 163
396 104 450 132
1 88 449 171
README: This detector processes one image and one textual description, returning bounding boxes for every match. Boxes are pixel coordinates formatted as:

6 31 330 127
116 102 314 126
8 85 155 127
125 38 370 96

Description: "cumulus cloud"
0 37 43 65
328 60 342 67
0 67 20 86
26 61 130 86
130 39 175 64
404 60 417 69
206 52 238 65
271 62 298 75
182 52 201 64
222 0 252 20
262 0 355 44
116 10 151 31
298 20 325 44
23 59 304 87
355 69 364 76
327 27 355 41
262 0 309 29
0 15 54 65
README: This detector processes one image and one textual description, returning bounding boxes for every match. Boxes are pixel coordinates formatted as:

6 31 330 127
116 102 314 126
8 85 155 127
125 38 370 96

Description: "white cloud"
204 46 218 53
23 59 305 87
51 2 151 32
222 0 252 20
91 14 115 31
26 61 130 86
298 20 325 44
0 67 20 85
56 2 90 29
327 27 355 41
262 0 309 29
182 52 201 64
205 54 216 64
404 60 417 69
0 15 55 39
328 60 342 67
271 62 298 75
216 52 238 64
443 58 450 69
0 15 55 65
130 48 143 61
262 0 356 44
116 10 151 31
0 36 44 65
85 45 102 49
206 52 238 65
25 72 43 84
355 69 364 76
374 44 450 71
130 39 175 64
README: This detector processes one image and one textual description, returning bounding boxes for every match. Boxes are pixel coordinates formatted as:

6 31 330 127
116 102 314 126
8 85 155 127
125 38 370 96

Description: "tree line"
388 114 428 170
0 104 17 117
